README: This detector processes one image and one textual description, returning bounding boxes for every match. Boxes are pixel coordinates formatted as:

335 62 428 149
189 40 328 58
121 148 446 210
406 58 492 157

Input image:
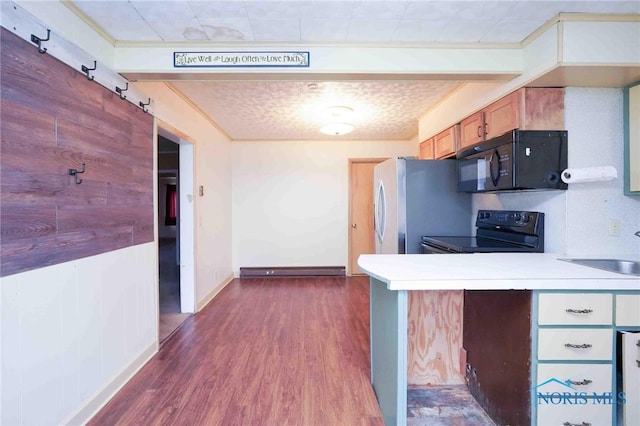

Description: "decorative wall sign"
174 51 309 68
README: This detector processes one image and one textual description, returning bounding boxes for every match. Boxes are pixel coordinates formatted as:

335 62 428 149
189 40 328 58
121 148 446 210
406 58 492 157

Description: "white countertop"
357 253 640 291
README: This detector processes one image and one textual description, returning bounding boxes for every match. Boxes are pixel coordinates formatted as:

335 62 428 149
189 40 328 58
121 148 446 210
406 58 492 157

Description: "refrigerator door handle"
374 180 386 242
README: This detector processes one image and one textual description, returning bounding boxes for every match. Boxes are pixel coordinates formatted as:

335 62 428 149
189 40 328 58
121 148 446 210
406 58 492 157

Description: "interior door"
349 159 385 275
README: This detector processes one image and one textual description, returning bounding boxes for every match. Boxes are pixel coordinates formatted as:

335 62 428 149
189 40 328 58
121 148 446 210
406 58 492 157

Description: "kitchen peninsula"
358 253 640 426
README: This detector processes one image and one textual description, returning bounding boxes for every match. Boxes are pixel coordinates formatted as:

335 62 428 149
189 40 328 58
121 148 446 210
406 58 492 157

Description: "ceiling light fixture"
324 105 353 118
320 123 354 136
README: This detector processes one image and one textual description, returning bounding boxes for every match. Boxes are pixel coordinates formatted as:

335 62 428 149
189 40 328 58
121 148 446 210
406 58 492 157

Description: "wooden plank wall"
0 28 154 277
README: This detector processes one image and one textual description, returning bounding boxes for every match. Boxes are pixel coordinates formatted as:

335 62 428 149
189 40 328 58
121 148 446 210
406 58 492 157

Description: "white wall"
563 88 640 255
134 82 234 304
231 139 418 273
473 88 640 256
1 244 157 425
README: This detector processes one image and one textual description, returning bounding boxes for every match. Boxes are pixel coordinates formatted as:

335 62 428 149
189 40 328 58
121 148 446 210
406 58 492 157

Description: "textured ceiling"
67 1 640 141
171 80 461 140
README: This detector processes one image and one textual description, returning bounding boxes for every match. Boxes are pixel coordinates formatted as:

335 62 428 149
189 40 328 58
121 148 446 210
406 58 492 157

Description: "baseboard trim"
63 341 157 425
196 272 234 312
239 266 346 277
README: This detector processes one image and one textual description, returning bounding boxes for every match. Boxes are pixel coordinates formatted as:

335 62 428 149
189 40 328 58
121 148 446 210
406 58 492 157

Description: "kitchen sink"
560 258 640 276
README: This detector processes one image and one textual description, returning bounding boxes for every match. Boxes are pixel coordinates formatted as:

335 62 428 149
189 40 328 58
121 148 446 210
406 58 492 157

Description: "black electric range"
421 210 544 254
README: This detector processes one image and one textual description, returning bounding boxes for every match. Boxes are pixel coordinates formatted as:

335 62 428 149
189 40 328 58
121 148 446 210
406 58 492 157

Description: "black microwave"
456 130 568 193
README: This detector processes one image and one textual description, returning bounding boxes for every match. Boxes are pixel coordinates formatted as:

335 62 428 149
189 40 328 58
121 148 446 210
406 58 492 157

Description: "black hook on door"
81 61 96 81
115 82 129 100
30 29 50 54
139 98 151 113
68 163 86 184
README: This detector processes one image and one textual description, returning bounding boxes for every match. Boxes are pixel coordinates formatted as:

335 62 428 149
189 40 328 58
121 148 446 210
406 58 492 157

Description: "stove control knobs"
523 214 531 223
514 213 522 221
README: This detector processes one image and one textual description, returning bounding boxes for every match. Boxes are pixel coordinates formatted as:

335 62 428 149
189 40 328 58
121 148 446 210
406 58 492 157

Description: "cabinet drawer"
616 294 640 326
537 364 612 394
538 293 612 325
538 329 613 361
536 401 612 426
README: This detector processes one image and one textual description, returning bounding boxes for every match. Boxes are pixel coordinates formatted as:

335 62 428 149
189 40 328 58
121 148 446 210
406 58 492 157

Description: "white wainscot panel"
19 263 75 425
75 253 105 404
1 274 22 425
100 249 133 383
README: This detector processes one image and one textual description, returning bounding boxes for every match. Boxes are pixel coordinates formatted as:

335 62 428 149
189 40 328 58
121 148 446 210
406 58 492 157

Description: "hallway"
158 238 191 342
89 276 383 425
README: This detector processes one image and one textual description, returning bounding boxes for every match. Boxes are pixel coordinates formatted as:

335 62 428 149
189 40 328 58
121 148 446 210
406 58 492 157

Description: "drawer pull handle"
565 343 592 349
565 308 593 314
568 379 592 386
563 423 591 426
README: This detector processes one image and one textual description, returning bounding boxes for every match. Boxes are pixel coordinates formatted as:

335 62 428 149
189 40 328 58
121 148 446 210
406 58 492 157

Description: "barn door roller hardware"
30 29 50 54
69 163 86 184
81 61 96 81
115 82 129 100
139 98 151 113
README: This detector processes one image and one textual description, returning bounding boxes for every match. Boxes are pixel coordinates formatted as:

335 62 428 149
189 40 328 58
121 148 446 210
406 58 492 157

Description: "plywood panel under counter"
408 290 465 385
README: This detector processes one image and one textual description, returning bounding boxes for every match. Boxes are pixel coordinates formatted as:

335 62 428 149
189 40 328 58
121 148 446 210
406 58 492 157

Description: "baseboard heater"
239 266 346 277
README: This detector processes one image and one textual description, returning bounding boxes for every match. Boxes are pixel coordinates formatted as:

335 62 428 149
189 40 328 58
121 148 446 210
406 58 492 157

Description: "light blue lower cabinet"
369 278 408 426
369 284 640 426
532 291 640 426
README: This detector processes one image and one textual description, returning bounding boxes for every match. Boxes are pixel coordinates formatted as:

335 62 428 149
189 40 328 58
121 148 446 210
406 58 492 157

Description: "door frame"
348 158 387 276
157 122 196 316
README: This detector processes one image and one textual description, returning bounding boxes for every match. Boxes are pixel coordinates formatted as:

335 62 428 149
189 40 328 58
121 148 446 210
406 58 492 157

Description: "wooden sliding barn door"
0 28 154 276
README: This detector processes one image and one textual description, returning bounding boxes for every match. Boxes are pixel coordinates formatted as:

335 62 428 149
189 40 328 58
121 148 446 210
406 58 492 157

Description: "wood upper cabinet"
459 88 565 150
433 125 459 159
419 138 434 159
420 125 459 160
459 111 484 149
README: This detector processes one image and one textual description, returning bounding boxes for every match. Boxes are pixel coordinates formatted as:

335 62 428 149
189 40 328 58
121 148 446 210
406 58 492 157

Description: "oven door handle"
420 242 455 254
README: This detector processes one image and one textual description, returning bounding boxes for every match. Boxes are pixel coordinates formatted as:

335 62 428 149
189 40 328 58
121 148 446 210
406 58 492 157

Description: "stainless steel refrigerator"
373 158 471 254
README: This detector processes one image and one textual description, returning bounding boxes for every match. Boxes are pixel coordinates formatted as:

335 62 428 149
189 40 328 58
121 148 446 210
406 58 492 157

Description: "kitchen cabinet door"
433 125 459 159
419 138 434 159
460 111 484 149
484 90 521 140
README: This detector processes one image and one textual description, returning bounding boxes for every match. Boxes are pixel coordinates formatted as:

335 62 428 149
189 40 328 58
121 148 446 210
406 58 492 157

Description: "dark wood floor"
89 276 384 425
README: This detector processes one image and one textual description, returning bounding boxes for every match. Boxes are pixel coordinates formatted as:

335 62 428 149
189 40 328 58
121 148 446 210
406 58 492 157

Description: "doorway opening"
157 128 195 343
